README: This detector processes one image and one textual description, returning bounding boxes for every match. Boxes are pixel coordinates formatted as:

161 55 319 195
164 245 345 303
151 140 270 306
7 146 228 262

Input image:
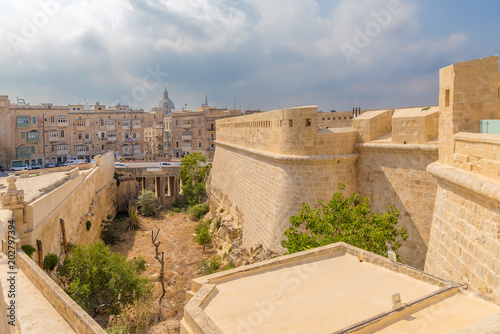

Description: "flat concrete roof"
0 171 70 205
202 252 440 334
183 243 500 334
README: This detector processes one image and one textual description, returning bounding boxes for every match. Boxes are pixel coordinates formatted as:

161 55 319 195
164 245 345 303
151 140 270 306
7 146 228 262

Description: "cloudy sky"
0 0 499 113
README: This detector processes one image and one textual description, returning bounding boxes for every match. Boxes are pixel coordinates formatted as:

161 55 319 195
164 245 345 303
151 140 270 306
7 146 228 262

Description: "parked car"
160 162 171 167
10 164 31 171
31 163 42 169
0 166 4 172
45 163 56 168
114 162 129 168
56 162 67 167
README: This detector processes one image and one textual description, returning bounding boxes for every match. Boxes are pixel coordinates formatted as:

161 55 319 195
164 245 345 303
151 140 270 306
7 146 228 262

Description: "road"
115 161 182 168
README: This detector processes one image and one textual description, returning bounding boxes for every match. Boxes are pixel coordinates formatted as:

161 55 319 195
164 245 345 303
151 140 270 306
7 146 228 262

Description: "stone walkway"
0 253 76 333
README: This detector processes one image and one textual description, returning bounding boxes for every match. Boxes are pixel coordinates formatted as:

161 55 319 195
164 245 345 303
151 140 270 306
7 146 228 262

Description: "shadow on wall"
356 148 438 269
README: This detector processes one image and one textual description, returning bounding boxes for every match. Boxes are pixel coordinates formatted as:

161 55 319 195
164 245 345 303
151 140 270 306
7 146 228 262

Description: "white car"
10 164 31 171
115 162 129 168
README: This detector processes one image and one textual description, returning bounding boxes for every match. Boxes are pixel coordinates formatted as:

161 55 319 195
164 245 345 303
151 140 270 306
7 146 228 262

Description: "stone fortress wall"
210 107 359 252
425 56 500 298
210 55 500 287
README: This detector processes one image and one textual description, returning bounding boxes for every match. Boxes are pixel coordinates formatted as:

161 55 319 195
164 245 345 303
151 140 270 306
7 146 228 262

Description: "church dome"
158 87 175 113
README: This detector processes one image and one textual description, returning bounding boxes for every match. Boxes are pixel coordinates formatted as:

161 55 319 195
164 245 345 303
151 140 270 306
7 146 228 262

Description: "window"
198 129 201 136
77 146 86 153
305 119 311 127
27 131 39 142
85 133 90 139
198 141 202 148
32 116 37 124
76 120 86 127
61 130 64 138
51 145 55 152
176 142 179 148
16 146 31 158
289 120 293 127
16 116 30 127
105 119 115 126
21 132 25 139
48 131 59 139
50 116 55 123
57 116 68 124
78 133 82 140
100 119 104 126
445 89 450 107
31 146 35 154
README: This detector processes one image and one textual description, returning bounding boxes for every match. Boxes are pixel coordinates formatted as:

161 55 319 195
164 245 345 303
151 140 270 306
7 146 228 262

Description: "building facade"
165 103 242 161
0 96 153 168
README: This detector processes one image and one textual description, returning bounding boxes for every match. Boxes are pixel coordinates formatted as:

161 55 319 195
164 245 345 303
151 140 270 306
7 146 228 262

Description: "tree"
194 229 211 252
138 190 162 217
57 241 150 317
281 183 408 259
179 152 211 206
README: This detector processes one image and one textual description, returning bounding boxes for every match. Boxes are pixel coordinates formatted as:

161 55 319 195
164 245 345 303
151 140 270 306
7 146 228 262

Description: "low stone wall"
425 162 500 298
17 251 105 334
356 143 439 269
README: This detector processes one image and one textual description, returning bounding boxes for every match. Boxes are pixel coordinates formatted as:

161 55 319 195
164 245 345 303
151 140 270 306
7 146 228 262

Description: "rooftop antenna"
353 82 360 117
356 81 358 109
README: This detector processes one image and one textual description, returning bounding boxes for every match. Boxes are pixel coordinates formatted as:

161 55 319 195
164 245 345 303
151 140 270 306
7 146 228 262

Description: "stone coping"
215 140 359 164
185 243 461 334
454 131 500 144
17 251 105 334
427 162 500 203
355 142 439 152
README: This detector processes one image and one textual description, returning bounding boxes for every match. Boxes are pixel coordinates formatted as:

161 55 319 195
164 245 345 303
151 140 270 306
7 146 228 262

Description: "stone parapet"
216 106 357 156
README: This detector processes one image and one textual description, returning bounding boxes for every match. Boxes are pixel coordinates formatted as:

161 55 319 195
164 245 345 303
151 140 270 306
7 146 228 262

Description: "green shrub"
194 229 211 252
189 203 209 221
224 261 235 270
138 190 161 217
57 241 151 317
197 256 221 275
281 183 408 259
86 220 92 231
128 206 140 230
101 219 128 245
106 214 114 220
215 217 221 230
22 244 36 258
43 253 59 271
194 219 209 235
132 257 147 272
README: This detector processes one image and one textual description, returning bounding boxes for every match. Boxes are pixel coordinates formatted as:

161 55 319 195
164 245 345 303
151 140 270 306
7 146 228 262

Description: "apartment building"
0 95 153 168
165 105 242 161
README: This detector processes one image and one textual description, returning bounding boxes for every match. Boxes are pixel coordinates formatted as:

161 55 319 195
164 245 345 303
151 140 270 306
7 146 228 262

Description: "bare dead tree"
151 229 160 259
151 229 166 321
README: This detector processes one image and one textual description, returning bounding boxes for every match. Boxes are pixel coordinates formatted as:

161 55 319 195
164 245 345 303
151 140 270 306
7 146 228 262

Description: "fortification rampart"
210 106 358 252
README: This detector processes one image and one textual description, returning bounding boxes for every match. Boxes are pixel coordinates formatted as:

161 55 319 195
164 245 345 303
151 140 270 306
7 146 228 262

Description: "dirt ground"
108 212 216 333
